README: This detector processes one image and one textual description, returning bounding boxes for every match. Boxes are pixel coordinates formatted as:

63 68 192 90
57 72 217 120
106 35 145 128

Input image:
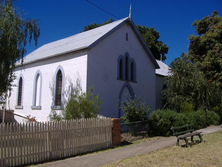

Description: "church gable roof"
21 17 159 68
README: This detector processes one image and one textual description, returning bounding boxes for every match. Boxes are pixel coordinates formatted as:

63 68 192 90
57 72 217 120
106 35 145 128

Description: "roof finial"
129 4 132 21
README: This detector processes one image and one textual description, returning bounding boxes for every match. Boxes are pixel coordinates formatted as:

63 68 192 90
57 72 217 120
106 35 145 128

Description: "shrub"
148 109 220 136
185 110 206 129
148 110 178 136
121 97 151 135
180 102 194 113
213 105 222 123
49 87 101 121
206 110 220 126
64 87 101 119
173 113 188 127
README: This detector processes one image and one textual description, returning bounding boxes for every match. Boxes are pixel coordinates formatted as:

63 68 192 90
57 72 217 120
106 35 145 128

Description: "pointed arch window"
15 76 24 109
55 70 62 106
125 56 128 80
18 77 23 106
32 70 42 110
51 66 64 110
117 53 136 82
119 59 123 79
131 62 134 81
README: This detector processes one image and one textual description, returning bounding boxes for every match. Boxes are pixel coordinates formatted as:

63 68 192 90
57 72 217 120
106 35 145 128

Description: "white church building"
6 16 159 122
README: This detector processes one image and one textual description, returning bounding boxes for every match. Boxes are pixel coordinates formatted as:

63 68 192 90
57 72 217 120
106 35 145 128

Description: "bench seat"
171 125 203 147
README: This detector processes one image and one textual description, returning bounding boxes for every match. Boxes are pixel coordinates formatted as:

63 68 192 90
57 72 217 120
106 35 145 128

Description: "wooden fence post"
111 118 121 147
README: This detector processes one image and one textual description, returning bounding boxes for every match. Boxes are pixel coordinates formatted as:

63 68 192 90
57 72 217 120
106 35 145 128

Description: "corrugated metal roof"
18 17 159 69
21 17 129 64
156 60 169 76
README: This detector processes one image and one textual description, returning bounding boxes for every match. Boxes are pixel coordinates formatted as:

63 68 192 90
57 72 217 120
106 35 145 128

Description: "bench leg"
191 136 194 142
198 134 203 142
176 137 180 146
184 138 189 147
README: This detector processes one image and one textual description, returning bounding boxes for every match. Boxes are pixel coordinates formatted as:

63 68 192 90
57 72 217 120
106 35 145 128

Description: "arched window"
125 56 128 80
32 70 42 110
55 70 62 106
117 53 136 82
35 74 40 105
17 77 23 106
119 59 123 79
131 62 134 81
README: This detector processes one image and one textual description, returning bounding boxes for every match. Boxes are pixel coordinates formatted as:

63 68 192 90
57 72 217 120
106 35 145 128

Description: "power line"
86 0 121 19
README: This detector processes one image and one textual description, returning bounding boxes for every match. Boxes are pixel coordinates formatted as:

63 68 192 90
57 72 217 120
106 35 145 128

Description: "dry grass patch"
102 131 222 167
121 133 162 145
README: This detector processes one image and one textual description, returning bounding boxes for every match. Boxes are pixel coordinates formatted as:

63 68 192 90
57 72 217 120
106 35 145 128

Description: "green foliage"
188 11 222 87
49 87 101 121
64 87 101 119
83 18 113 31
206 110 220 126
148 110 178 136
0 0 40 96
185 110 206 129
213 105 222 123
121 97 151 135
137 25 169 61
148 109 219 136
163 53 202 110
48 110 63 121
180 102 194 113
163 53 222 111
121 97 151 123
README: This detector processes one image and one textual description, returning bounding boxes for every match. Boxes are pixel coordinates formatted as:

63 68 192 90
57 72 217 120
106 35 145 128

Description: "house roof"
156 60 170 76
20 17 159 69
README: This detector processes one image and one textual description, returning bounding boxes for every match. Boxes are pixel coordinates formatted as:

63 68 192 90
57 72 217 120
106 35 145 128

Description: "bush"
49 87 101 121
148 109 220 136
148 110 178 136
185 110 206 129
213 105 222 123
206 110 220 126
185 110 219 129
180 102 194 113
64 87 101 119
121 97 151 135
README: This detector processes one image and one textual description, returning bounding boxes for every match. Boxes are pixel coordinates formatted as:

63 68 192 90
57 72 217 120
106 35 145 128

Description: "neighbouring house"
6 16 159 122
155 60 170 109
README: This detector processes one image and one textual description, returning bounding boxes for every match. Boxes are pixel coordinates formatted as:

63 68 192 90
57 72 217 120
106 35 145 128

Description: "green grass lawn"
101 131 222 167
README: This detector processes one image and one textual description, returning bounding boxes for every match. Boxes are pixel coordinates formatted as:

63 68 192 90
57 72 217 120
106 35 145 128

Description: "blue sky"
15 0 222 65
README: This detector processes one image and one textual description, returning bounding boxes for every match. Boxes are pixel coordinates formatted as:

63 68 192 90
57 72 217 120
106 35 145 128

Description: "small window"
55 70 62 106
126 33 128 41
18 77 23 106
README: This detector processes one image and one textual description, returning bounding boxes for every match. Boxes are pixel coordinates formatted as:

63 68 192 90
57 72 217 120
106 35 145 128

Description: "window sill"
51 106 64 110
31 106 42 110
15 106 23 109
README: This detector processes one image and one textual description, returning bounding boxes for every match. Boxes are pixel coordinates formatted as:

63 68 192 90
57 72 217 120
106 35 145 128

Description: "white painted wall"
87 23 156 118
7 51 88 122
7 21 157 122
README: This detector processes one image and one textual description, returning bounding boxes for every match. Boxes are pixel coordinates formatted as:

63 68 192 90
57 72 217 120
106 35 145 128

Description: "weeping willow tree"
0 0 40 97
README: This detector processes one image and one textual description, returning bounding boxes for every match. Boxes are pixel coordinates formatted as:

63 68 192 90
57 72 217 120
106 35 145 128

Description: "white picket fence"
0 118 112 167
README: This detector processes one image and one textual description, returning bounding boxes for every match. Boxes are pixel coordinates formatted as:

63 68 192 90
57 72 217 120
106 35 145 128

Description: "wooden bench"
171 124 203 147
